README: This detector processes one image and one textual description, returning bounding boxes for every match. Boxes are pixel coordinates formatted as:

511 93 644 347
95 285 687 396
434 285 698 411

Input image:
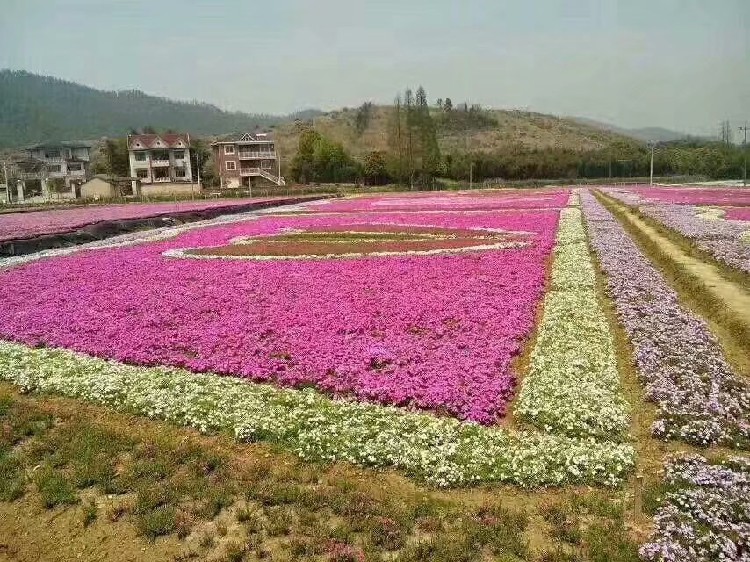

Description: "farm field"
0 187 748 561
0 196 319 243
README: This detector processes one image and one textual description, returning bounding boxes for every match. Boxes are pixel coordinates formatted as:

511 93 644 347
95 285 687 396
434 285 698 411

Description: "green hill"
272 105 642 164
0 70 311 148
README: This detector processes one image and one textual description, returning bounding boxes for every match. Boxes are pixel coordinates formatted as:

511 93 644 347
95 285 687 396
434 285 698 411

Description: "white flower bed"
0 340 634 488
516 205 631 439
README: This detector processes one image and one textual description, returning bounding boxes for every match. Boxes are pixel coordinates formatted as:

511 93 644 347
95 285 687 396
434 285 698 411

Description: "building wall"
129 147 193 184
140 182 197 197
80 178 116 200
213 144 240 188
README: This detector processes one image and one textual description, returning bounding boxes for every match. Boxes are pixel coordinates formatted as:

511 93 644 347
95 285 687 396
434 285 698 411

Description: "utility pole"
740 124 748 187
649 142 656 186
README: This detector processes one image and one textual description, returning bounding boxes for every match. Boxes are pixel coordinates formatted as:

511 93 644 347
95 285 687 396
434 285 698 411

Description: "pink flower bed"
723 207 750 221
310 190 569 213
0 196 561 424
631 186 750 207
0 197 285 242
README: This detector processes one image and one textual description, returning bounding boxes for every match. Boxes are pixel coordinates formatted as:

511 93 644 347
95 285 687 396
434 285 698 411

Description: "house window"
224 145 235 155
135 152 147 162
174 167 186 178
173 150 185 160
136 169 149 179
68 163 83 172
45 150 60 159
47 164 62 173
226 161 236 171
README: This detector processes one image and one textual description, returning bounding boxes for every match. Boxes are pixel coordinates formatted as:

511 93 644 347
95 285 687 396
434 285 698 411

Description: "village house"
10 141 93 202
211 133 285 189
127 133 197 196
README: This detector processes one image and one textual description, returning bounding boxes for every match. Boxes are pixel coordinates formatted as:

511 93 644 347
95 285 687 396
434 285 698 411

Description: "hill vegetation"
0 70 315 148
2 70 745 185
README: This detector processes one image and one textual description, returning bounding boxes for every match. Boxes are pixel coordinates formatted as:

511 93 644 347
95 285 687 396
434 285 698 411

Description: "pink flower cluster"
0 197 285 242
0 194 563 424
311 190 570 213
724 207 750 221
632 186 750 207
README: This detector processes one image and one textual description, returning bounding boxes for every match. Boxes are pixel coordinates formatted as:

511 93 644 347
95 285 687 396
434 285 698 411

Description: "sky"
1 0 748 137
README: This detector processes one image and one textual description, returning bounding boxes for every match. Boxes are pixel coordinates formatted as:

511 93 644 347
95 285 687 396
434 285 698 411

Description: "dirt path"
599 193 750 375
613 201 750 319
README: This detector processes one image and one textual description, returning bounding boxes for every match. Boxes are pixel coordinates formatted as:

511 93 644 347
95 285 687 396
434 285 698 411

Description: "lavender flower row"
603 188 750 274
581 191 749 449
640 455 750 562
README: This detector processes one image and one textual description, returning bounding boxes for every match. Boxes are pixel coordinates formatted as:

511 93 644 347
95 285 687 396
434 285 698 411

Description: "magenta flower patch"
0 197 286 242
0 197 561 424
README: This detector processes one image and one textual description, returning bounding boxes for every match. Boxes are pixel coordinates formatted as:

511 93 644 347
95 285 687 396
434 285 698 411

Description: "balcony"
132 159 150 168
238 151 277 159
153 176 171 183
151 159 171 167
240 167 261 176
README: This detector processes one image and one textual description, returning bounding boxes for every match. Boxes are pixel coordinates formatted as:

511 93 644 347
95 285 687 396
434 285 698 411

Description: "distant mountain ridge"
0 70 324 149
571 117 693 143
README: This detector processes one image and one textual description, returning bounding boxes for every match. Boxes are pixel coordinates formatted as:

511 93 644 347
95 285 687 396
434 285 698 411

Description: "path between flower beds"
599 192 750 334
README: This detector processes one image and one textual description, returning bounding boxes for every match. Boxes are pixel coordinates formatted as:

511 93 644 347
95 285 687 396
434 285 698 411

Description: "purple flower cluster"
640 455 750 562
603 187 750 274
0 199 561 424
581 192 750 448
0 197 285 242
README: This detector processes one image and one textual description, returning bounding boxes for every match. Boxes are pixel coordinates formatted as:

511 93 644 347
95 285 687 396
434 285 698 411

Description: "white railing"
238 151 277 159
240 167 261 176
151 159 170 167
153 176 171 183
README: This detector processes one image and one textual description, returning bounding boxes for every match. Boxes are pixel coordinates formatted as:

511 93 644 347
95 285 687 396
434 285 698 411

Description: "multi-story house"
212 133 285 189
11 141 93 201
127 133 195 195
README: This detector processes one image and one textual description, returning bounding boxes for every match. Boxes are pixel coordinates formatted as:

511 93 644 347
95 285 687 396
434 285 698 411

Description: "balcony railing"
132 160 150 168
239 167 262 176
238 151 277 159
153 176 171 182
151 159 171 167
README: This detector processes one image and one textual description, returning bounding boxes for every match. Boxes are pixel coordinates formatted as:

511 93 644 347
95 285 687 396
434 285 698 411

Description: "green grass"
0 384 642 561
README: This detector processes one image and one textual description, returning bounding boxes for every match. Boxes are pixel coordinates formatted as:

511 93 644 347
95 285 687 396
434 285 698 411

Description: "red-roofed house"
127 133 196 196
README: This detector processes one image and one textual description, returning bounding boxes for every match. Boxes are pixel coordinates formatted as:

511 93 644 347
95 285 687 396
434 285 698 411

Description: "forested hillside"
0 70 307 148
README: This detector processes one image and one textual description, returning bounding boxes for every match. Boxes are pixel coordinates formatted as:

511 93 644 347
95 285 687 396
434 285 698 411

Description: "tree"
443 98 453 112
93 138 129 177
720 120 733 144
290 128 359 184
363 151 389 185
354 102 373 136
142 126 157 134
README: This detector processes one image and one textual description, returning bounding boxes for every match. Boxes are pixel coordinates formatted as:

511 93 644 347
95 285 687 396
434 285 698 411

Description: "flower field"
604 185 750 274
0 196 295 242
1 186 749 560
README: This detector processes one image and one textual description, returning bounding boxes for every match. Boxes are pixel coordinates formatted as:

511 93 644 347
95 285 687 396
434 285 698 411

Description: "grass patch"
0 384 642 561
35 468 78 508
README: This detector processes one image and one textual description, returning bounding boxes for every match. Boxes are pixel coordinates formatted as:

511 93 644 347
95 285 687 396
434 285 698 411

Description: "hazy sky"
1 0 748 136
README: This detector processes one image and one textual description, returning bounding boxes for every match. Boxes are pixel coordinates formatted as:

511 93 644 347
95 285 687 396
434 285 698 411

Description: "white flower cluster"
0 340 634 488
516 204 631 440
